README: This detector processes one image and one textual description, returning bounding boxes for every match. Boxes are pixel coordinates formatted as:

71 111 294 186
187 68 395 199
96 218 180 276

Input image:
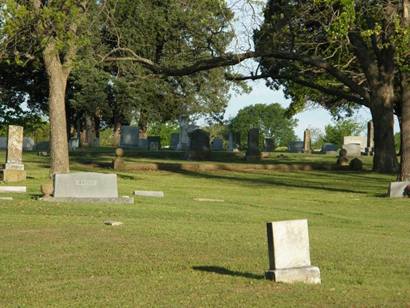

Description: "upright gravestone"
321 143 338 154
366 121 374 155
264 138 274 152
148 136 161 151
170 133 179 150
177 116 190 151
187 129 210 160
288 141 304 153
303 129 312 154
120 126 139 148
343 136 366 152
23 137 35 151
342 143 361 157
43 172 133 203
211 138 224 151
265 219 321 284
245 128 261 161
1 125 26 182
227 131 234 152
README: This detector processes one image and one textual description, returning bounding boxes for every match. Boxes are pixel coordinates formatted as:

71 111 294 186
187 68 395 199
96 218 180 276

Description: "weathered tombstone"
170 133 179 150
177 116 190 151
336 148 350 168
227 131 234 152
43 172 133 203
264 138 275 152
68 138 79 151
349 157 363 171
187 129 211 160
288 141 304 153
343 136 366 152
342 143 362 157
112 148 125 170
35 141 50 151
0 137 7 150
23 137 35 151
321 143 338 154
211 138 224 151
148 136 161 151
134 190 164 198
120 126 139 148
245 128 261 161
0 126 26 182
388 181 410 198
265 219 321 284
303 129 312 153
366 121 374 155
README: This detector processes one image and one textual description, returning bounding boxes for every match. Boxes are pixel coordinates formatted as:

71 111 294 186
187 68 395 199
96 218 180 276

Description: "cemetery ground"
1 151 409 306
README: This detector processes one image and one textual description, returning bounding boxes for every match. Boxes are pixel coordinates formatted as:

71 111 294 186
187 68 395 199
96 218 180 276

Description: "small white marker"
193 198 224 202
104 221 123 226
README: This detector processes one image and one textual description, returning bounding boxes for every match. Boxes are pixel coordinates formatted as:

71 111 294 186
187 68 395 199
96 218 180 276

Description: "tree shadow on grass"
171 168 370 194
192 266 265 280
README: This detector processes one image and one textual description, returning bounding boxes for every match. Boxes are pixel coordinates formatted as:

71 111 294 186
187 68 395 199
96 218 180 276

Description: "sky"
222 0 373 139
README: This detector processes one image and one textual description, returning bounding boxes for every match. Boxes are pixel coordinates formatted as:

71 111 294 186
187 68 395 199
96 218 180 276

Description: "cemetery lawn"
1 151 410 306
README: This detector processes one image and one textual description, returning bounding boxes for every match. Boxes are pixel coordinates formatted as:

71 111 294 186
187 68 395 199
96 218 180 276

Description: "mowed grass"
0 151 409 306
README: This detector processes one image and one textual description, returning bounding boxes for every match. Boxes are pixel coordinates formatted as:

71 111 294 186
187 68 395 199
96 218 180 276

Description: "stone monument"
336 148 350 168
211 138 224 151
177 116 190 151
264 138 274 152
120 126 139 148
1 125 26 182
170 133 179 150
265 219 321 284
245 128 261 161
112 148 125 170
321 143 338 154
42 172 133 204
303 129 312 154
288 141 304 153
148 136 161 151
187 129 211 160
366 121 374 155
342 143 361 157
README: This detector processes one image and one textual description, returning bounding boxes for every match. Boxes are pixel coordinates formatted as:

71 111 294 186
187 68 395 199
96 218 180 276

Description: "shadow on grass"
192 266 264 280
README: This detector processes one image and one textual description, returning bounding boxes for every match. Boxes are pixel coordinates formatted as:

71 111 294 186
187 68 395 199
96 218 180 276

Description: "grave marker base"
40 196 134 204
265 266 321 284
1 169 26 182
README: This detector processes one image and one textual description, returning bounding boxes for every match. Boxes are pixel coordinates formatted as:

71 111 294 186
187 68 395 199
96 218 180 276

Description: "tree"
230 103 297 148
253 0 410 173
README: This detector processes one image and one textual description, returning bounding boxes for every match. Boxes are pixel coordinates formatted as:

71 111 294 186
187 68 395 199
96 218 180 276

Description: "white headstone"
134 190 164 198
343 136 366 151
265 219 321 284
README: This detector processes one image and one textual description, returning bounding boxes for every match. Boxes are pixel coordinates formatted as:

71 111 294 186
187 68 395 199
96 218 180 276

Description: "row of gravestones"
289 121 374 156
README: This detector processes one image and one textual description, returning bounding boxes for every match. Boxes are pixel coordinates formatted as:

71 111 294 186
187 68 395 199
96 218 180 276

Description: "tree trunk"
371 85 398 173
399 81 410 180
43 43 70 174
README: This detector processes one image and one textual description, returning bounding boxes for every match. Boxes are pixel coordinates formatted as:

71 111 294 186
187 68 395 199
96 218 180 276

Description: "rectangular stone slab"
41 197 134 204
388 181 410 198
6 125 23 164
134 191 164 198
54 172 118 198
267 219 311 270
0 186 26 193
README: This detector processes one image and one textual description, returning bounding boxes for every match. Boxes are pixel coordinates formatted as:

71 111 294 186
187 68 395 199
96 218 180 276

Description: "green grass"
0 151 409 306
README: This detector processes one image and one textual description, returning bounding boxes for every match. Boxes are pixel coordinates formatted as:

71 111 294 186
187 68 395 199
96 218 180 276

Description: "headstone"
0 186 26 193
265 219 321 284
187 129 211 160
1 125 26 182
148 136 161 151
303 129 312 153
264 138 274 152
193 198 224 202
0 137 7 150
112 148 125 170
343 136 366 152
23 138 35 151
288 141 304 153
104 221 123 226
43 172 133 204
35 141 49 151
245 128 261 161
342 143 362 157
228 131 234 152
336 148 350 168
134 190 164 198
211 138 224 151
388 181 410 198
170 133 179 150
366 121 374 155
177 116 190 151
321 143 338 154
69 138 79 151
120 126 139 148
349 158 363 171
